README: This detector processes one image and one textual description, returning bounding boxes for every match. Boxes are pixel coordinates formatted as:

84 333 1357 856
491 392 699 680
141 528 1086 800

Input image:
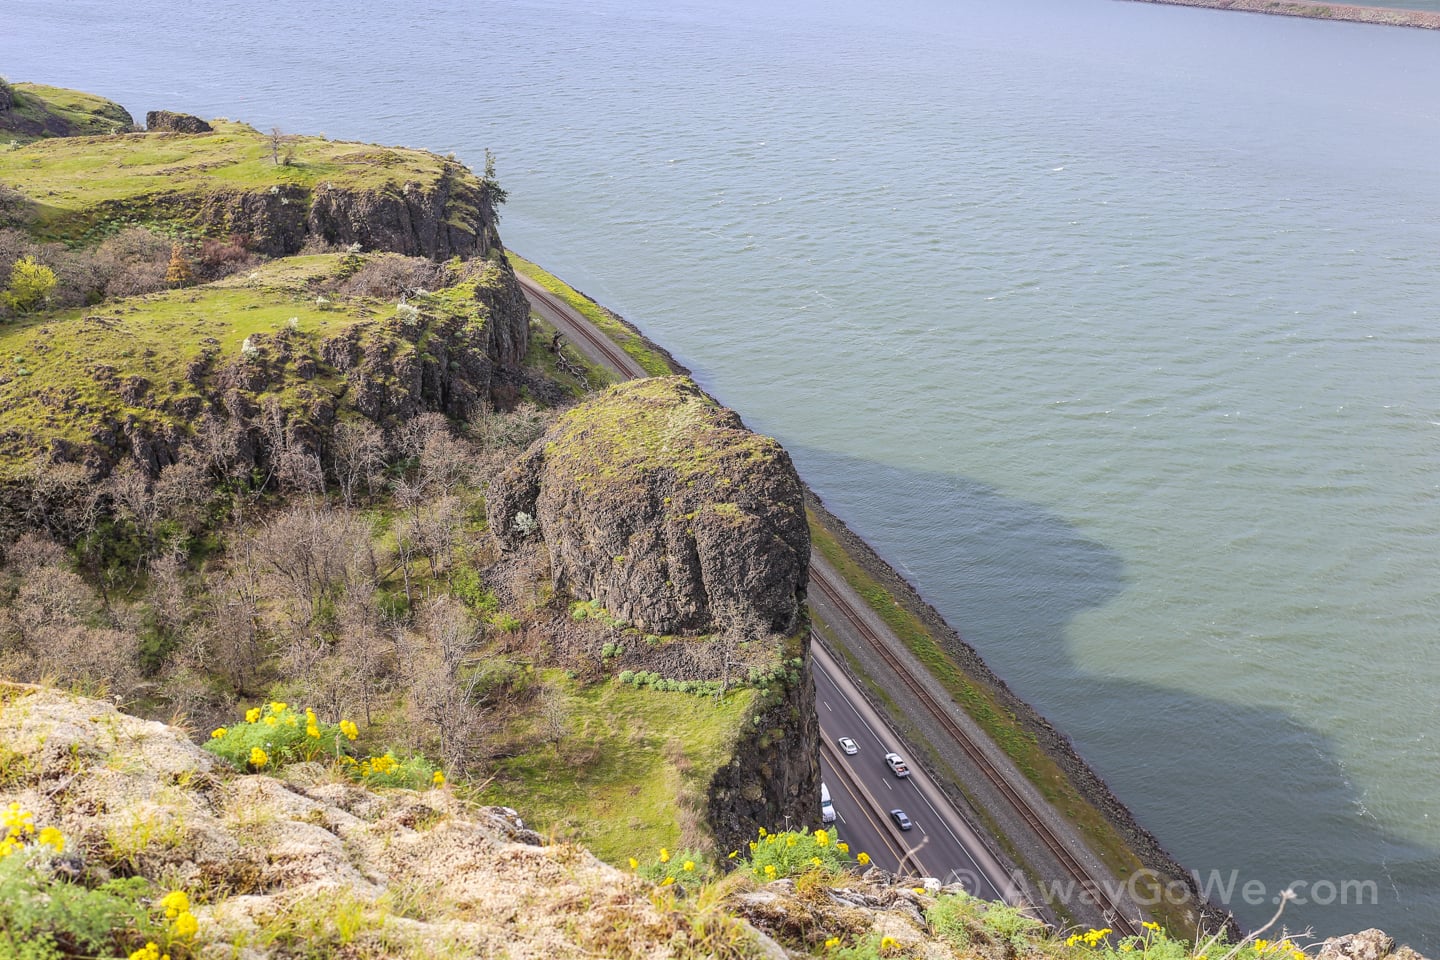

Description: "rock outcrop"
145 109 213 133
488 376 811 636
306 168 502 262
1319 930 1428 960
0 82 135 143
707 659 823 857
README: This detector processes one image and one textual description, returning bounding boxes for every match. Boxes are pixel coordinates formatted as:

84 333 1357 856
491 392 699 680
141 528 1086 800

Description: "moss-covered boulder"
488 376 810 635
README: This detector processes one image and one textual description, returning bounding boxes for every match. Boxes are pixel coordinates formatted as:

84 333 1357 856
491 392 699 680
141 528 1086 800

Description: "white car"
884 752 911 778
838 737 859 755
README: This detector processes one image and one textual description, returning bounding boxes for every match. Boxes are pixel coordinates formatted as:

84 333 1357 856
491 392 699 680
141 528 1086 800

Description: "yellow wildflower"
749 841 758 852
1143 922 1161 932
837 841 849 853
825 937 841 950
172 910 199 938
786 835 796 846
683 860 695 872
211 727 227 739
1121 945 1134 953
1256 942 1270 954
432 770 446 786
727 850 739 859
339 720 359 740
856 852 870 865
306 725 321 738
628 857 639 870
37 826 64 853
758 827 767 837
812 857 823 867
4 802 35 839
263 715 278 727
270 701 287 714
814 829 829 846
1067 935 1081 947
659 847 670 863
660 876 675 886
764 864 777 877
881 937 898 952
245 707 261 723
160 890 190 919
283 714 298 727
249 747 269 768
129 944 169 960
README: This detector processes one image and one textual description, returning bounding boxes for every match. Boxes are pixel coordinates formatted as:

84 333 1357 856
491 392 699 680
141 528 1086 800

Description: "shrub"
627 846 714 886
204 701 356 770
0 806 158 959
742 827 856 881
2 256 56 314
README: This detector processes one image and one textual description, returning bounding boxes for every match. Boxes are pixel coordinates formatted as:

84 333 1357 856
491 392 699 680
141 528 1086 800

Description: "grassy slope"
0 255 379 476
477 673 757 863
506 252 674 377
0 120 455 241
1 83 134 146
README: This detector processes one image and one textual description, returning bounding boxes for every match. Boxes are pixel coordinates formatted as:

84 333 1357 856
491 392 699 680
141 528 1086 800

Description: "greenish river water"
5 0 1438 944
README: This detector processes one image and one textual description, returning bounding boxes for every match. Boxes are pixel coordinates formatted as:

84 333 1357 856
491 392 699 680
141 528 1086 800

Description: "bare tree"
331 419 386 507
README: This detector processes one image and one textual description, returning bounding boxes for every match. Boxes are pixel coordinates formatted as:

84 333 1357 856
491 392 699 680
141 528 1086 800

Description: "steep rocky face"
306 167 500 261
488 377 810 636
707 657 823 856
145 110 213 133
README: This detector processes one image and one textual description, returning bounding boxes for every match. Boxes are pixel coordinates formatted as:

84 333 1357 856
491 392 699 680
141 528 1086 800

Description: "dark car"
889 808 913 831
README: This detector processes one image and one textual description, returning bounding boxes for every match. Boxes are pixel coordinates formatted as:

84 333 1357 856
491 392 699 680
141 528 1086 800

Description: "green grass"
2 83 134 146
475 671 756 865
807 511 1196 930
0 255 387 476
0 120 462 240
506 252 674 377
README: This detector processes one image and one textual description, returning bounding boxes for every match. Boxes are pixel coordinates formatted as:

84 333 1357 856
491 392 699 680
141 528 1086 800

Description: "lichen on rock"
488 376 810 636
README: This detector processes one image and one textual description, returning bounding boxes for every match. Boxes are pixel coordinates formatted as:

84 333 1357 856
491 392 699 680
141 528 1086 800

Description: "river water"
6 0 1439 945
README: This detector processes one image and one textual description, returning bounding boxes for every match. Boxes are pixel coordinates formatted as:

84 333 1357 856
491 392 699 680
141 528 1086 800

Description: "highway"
517 268 1146 930
812 640 1018 902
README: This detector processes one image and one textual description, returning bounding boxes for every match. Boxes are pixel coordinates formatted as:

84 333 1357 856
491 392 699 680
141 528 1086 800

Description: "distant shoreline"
1124 0 1440 29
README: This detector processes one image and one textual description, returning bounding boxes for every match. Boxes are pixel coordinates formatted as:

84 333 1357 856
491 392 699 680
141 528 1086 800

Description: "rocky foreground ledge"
1124 0 1440 29
1 683 1433 960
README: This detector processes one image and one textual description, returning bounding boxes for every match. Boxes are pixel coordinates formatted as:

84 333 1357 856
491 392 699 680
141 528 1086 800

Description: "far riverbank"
1125 0 1440 29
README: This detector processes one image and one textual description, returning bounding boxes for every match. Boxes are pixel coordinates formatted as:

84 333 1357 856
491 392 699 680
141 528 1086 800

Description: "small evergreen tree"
2 256 56 314
165 244 193 288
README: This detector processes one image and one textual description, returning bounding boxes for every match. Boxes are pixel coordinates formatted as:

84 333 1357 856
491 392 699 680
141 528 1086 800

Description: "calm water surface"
6 0 1439 945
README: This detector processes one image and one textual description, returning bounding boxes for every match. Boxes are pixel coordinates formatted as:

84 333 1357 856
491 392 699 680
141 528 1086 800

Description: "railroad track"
518 264 1140 933
811 567 1142 936
517 275 650 380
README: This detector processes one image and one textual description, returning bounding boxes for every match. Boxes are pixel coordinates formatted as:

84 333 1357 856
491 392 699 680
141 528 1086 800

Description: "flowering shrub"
204 703 445 790
0 806 159 958
204 702 354 771
627 846 714 886
743 827 857 880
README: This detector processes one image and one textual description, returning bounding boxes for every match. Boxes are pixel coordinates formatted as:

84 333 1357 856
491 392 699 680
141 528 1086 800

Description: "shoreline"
515 252 1228 933
1123 0 1440 29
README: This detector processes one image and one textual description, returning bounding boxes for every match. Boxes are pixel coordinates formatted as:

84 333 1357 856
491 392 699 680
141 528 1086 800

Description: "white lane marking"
816 650 1000 898
883 780 892 791
814 661 889 750
823 699 832 712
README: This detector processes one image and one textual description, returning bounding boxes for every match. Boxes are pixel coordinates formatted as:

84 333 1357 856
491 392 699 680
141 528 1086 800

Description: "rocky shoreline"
534 266 1228 930
1125 0 1440 29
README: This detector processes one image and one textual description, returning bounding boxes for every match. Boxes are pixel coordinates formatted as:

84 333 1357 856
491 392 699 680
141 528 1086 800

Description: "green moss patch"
477 672 756 864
